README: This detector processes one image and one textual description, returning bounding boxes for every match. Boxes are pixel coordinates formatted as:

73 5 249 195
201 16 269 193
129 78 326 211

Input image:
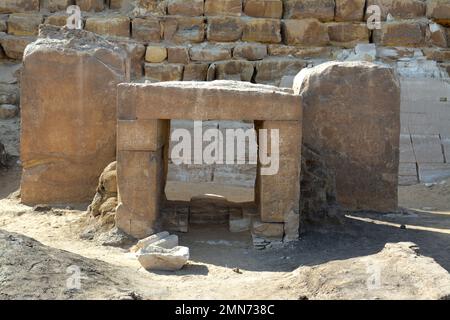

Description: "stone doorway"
115 81 302 244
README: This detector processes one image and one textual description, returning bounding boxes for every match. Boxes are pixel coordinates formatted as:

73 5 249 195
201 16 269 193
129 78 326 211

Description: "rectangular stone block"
85 16 130 37
117 120 168 151
259 121 302 157
214 60 255 82
205 0 242 16
418 163 450 183
242 18 281 43
0 0 39 13
427 0 450 26
373 21 426 47
328 22 369 47
207 16 244 42
366 0 426 20
168 0 204 16
244 0 283 19
335 0 365 22
411 134 445 164
7 13 43 36
167 46 190 64
283 0 335 22
255 58 306 86
144 63 184 82
45 14 70 27
189 45 232 62
183 63 209 81
233 43 267 61
132 18 161 42
41 0 74 12
282 18 329 47
400 133 415 163
252 220 284 240
76 0 104 11
164 17 205 43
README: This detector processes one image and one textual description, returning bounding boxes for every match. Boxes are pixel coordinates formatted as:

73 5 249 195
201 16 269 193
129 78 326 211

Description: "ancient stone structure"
20 26 129 204
115 81 302 239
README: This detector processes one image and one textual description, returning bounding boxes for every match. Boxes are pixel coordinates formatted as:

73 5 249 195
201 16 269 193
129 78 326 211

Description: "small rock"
137 246 190 271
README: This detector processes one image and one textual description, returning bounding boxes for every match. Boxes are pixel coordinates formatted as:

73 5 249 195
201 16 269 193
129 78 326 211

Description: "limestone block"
282 18 329 46
214 60 255 81
168 0 204 16
110 0 134 9
229 208 251 232
268 45 332 59
243 0 283 19
0 35 36 60
205 0 242 16
283 0 335 22
137 246 189 271
366 0 426 20
183 63 209 81
255 57 306 86
132 18 161 42
164 17 205 43
427 0 450 27
427 23 448 48
118 120 168 151
252 220 284 240
116 40 146 79
21 27 129 204
207 16 244 42
233 43 267 60
144 63 184 81
76 0 104 11
167 46 190 64
41 0 75 12
7 13 43 36
242 18 281 43
0 0 39 13
0 104 18 119
132 231 170 251
85 16 130 38
328 22 370 47
189 45 232 61
422 48 450 62
283 210 299 241
373 21 426 47
293 61 400 212
0 17 6 32
146 234 179 249
146 45 167 63
45 14 71 27
335 0 365 22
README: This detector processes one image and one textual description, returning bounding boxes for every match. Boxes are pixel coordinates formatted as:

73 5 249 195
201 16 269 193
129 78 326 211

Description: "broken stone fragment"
137 246 190 271
131 231 170 252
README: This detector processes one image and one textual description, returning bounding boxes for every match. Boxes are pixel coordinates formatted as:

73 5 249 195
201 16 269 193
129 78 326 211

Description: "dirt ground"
1 163 450 300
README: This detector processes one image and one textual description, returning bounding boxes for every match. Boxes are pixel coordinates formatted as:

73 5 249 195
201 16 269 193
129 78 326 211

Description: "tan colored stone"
21 27 129 204
244 0 283 19
168 0 204 16
189 45 232 61
373 21 426 47
255 57 306 85
428 23 448 48
132 18 162 42
0 34 35 60
85 16 130 37
41 0 74 12
167 46 190 64
145 45 167 63
233 43 267 61
242 18 281 43
427 0 450 27
214 60 255 81
366 0 426 20
328 22 369 47
8 13 43 36
0 17 6 32
335 0 365 22
183 63 209 81
116 40 146 79
207 16 244 42
76 0 104 11
144 63 184 81
110 0 133 9
282 18 329 46
283 0 335 22
268 45 332 59
293 61 400 212
131 0 167 15
118 120 168 151
205 0 242 16
0 0 39 13
252 220 284 240
422 48 450 62
45 14 70 27
164 17 205 43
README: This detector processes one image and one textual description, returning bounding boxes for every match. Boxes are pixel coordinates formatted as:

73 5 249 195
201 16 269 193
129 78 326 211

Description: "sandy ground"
1 164 450 299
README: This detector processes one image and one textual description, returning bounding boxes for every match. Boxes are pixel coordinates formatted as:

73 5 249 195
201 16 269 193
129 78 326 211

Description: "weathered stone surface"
229 208 251 232
0 0 39 13
45 14 70 27
268 45 332 59
131 231 169 252
168 0 204 16
76 0 104 11
335 0 365 22
41 0 74 12
167 46 190 64
7 13 43 36
183 63 209 80
189 45 232 61
427 0 450 27
213 60 254 81
422 48 450 62
118 119 168 151
373 21 426 47
0 17 6 32
137 246 189 271
145 63 184 81
190 194 229 224
145 45 167 62
255 57 306 85
85 16 130 37
283 0 335 22
242 18 281 43
160 202 189 232
252 220 284 240
244 0 283 19
328 22 369 47
233 43 267 60
284 210 299 241
427 23 448 48
366 0 426 20
164 17 205 43
21 27 129 204
132 18 161 42
0 34 36 60
205 0 242 16
0 83 19 105
87 161 118 218
116 40 146 79
282 18 329 46
207 16 244 42
293 61 400 212
0 104 18 119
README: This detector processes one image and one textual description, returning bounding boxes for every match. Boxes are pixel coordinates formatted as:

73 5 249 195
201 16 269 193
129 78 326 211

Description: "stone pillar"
20 26 129 204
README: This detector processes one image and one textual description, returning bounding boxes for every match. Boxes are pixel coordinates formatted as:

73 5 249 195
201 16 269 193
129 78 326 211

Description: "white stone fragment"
137 246 190 271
